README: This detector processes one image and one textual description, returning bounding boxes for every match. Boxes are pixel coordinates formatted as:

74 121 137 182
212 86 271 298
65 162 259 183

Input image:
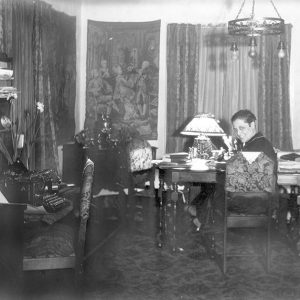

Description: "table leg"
156 171 165 248
279 185 300 255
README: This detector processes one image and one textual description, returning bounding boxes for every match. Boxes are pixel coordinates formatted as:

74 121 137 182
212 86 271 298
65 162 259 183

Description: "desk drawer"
171 170 218 183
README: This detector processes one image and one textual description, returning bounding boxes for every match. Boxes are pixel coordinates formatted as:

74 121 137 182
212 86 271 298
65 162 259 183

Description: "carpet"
83 199 300 300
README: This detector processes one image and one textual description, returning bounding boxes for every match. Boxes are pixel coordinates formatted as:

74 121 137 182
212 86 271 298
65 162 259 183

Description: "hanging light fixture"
228 0 286 58
277 40 286 58
230 41 239 60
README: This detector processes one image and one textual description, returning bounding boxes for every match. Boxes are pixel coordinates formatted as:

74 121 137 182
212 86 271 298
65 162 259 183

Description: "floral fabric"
225 152 276 193
23 159 94 258
127 138 153 172
80 158 94 220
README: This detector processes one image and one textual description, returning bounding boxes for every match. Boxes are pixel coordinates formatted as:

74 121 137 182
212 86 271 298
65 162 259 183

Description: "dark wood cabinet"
62 143 121 192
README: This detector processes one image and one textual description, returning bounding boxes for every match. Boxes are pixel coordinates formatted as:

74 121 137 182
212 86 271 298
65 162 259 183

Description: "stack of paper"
0 69 13 80
278 151 300 173
0 86 17 100
169 152 189 164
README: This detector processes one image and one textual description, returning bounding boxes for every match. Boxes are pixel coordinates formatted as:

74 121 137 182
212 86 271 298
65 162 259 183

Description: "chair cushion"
128 138 153 172
225 152 275 193
24 221 76 258
228 192 269 215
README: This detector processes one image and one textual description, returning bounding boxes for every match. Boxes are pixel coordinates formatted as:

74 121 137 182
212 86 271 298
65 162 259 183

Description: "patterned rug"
83 200 300 300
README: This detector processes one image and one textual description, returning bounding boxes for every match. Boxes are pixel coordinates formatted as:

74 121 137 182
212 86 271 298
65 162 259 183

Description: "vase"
8 157 28 175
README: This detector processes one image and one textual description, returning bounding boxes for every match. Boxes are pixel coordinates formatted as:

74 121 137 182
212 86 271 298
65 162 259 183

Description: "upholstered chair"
23 157 94 287
223 152 276 273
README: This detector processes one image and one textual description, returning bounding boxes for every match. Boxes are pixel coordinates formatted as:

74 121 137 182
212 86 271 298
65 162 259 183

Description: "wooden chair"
120 138 157 223
223 152 276 273
23 157 94 284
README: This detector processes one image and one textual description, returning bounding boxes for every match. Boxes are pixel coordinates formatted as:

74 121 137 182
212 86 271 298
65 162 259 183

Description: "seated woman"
185 109 277 231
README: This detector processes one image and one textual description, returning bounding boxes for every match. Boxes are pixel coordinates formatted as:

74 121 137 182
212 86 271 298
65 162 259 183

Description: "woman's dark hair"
231 109 256 124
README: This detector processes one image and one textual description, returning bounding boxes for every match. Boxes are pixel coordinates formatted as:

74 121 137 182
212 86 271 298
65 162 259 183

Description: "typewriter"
42 193 70 213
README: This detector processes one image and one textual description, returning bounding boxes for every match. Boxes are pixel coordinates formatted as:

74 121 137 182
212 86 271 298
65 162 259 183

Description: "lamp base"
192 135 213 159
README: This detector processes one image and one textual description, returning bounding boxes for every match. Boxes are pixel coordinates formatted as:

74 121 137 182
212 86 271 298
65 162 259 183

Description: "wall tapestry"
86 20 160 140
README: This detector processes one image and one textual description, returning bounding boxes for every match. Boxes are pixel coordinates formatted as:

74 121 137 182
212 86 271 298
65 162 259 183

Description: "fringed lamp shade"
181 113 225 159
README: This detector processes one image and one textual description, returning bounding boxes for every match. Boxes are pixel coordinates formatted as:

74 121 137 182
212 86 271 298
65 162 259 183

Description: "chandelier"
228 0 286 59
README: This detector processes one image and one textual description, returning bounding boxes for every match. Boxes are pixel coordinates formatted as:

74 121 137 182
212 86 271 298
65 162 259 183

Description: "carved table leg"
156 169 165 248
279 185 300 255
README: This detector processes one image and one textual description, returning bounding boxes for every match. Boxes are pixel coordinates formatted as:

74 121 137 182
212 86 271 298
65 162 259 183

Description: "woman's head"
231 109 257 143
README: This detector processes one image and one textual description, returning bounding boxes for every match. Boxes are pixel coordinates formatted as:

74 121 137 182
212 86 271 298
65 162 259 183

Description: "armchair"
121 137 156 222
223 152 276 273
23 157 94 286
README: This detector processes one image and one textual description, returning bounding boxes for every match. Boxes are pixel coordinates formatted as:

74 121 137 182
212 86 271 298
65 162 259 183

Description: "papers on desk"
190 158 210 171
0 69 13 80
155 153 192 169
157 161 192 169
278 161 300 173
278 151 300 173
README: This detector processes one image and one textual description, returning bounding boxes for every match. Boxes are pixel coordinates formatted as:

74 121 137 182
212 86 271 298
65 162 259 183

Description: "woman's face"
232 118 256 143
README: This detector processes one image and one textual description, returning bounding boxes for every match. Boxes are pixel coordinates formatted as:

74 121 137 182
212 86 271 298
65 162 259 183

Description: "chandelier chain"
270 0 282 18
235 0 247 19
251 0 255 19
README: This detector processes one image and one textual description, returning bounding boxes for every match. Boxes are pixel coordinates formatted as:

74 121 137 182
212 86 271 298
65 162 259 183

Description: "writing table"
277 172 300 255
156 162 300 254
155 162 225 255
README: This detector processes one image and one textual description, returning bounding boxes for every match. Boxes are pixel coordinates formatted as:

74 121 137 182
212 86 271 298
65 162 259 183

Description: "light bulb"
232 50 239 61
277 41 286 58
278 48 285 58
248 48 257 58
248 36 257 58
230 42 239 61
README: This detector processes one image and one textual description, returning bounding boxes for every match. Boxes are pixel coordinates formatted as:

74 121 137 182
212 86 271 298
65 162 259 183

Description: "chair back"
127 138 153 173
225 152 276 193
75 157 94 276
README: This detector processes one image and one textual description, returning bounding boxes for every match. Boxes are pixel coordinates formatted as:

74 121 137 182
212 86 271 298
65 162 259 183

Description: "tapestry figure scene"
85 20 160 140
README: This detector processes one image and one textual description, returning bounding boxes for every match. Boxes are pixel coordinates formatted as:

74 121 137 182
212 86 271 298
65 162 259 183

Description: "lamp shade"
180 113 225 137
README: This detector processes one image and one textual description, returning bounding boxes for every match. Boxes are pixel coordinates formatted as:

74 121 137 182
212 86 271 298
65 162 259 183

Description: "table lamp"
180 113 225 159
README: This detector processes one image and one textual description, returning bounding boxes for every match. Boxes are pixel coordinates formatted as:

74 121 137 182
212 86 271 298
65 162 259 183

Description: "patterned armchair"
23 158 94 285
119 137 156 222
223 152 276 273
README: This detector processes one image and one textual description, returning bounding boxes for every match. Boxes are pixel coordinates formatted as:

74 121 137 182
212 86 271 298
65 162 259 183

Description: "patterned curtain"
166 23 292 153
6 0 76 171
166 24 199 153
0 0 13 170
257 24 293 150
11 0 34 169
31 1 76 171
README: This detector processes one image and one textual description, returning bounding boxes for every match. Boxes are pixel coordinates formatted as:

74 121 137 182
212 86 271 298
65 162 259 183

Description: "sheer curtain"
166 23 292 153
196 25 258 133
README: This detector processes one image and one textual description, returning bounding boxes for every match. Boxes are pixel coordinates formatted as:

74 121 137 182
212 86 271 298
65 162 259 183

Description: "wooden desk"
156 163 225 253
277 172 300 255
